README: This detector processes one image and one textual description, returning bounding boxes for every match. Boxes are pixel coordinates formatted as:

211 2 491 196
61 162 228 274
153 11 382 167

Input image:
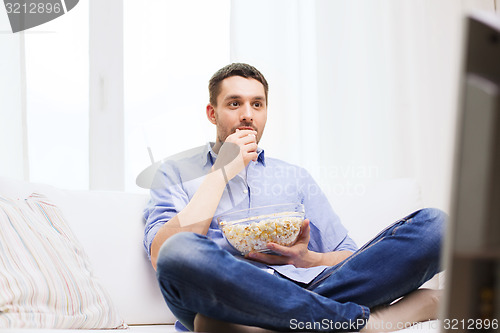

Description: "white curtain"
0 11 28 181
2 0 497 199
230 0 498 210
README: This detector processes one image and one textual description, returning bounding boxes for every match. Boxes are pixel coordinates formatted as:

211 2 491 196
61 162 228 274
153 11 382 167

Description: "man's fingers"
245 152 258 162
266 243 291 256
246 251 289 265
239 134 257 146
236 129 257 135
219 130 258 170
298 219 310 239
241 141 258 164
225 130 256 144
240 137 257 147
232 129 257 138
243 143 258 153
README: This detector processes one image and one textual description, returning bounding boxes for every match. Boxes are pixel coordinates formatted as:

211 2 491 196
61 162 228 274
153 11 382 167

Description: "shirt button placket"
246 165 252 206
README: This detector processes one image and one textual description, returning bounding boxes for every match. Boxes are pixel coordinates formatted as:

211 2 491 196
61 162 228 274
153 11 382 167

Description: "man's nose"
240 103 253 122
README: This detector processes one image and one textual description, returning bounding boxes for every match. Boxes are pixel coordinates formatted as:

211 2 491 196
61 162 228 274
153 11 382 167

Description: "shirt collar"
202 142 266 167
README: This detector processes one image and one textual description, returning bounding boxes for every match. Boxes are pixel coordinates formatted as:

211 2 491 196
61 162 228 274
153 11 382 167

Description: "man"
144 63 445 332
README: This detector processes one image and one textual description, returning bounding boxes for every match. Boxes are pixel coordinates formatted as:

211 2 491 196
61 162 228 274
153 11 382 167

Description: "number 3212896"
5 2 62 14
443 319 498 330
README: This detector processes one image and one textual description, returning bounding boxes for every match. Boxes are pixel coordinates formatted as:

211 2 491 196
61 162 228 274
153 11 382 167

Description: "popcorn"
220 215 303 254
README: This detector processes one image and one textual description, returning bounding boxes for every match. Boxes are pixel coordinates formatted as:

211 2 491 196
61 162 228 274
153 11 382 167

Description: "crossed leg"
194 288 442 332
159 208 446 332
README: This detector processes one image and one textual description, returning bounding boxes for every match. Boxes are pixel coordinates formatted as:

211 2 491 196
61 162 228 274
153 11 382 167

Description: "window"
25 2 89 189
124 0 230 192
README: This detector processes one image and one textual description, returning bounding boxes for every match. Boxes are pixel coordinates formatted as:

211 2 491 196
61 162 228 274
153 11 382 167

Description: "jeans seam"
306 214 416 290
391 217 411 236
307 236 387 290
361 305 370 321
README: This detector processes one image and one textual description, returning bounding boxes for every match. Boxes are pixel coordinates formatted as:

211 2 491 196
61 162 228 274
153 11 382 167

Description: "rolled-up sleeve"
143 162 190 258
334 234 358 252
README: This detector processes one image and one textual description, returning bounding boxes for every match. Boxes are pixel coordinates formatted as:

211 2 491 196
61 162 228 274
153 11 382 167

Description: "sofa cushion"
0 194 126 329
0 176 175 325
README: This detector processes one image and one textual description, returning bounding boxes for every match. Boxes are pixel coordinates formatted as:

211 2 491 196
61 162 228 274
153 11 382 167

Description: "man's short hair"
208 63 269 106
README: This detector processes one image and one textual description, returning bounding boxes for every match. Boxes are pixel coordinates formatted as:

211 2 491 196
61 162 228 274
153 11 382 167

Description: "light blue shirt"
144 143 358 284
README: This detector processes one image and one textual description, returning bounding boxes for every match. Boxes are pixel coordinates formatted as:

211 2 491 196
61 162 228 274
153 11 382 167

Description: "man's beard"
217 124 259 144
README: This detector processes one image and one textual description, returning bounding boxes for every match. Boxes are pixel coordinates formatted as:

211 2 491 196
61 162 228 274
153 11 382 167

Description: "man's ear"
206 104 217 125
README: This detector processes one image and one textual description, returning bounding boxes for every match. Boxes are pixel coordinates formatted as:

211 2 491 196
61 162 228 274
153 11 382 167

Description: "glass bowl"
217 203 305 255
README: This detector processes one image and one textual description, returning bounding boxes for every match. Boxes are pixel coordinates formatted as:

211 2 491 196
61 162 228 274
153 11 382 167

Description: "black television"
442 11 500 332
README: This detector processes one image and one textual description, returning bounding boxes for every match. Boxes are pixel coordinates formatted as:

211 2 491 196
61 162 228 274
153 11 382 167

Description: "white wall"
231 0 499 211
89 0 124 191
1 0 499 211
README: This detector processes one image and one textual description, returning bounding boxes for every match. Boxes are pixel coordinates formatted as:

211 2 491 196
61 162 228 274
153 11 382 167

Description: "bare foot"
361 289 442 332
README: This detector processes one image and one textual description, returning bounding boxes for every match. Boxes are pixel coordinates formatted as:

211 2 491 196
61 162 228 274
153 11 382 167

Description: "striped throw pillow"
0 194 127 329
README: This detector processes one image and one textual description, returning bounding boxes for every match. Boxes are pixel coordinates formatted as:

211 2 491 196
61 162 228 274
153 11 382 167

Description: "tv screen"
442 11 500 331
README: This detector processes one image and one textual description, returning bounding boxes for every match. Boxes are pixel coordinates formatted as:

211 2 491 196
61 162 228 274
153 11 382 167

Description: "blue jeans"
155 208 446 332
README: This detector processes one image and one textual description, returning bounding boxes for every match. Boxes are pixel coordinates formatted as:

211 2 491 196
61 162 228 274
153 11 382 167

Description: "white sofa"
0 176 440 333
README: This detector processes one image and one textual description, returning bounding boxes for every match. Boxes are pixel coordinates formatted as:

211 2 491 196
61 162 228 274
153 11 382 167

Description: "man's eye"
254 102 261 108
229 101 239 107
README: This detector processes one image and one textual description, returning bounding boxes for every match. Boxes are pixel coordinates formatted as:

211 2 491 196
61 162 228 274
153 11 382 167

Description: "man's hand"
213 129 258 180
227 128 258 164
150 130 257 269
245 219 320 268
246 219 353 268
